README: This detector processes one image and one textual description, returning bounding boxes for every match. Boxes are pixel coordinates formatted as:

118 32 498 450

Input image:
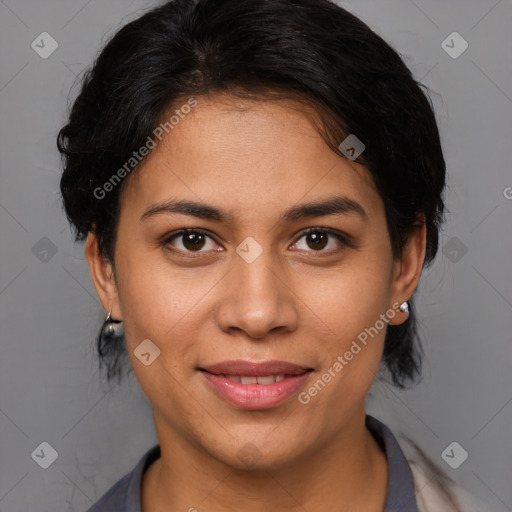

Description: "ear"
85 231 122 320
389 216 426 325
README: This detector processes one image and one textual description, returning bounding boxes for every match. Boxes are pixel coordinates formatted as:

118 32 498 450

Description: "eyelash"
161 227 353 257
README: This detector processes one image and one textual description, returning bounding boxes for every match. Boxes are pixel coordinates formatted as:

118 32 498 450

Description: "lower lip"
200 371 311 410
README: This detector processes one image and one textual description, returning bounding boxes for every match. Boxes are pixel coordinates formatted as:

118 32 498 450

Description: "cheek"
113 258 208 418
299 256 393 344
296 270 392 418
295 254 393 405
114 247 221 364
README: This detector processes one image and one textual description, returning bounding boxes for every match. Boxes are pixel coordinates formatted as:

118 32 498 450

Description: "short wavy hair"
57 0 446 388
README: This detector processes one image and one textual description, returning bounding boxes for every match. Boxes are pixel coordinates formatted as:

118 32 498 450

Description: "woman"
57 0 495 510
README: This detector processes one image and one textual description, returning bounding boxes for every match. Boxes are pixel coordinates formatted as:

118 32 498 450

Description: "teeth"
223 374 286 384
256 375 276 384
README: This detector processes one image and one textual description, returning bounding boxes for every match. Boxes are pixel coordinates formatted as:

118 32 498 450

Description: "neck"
142 407 388 512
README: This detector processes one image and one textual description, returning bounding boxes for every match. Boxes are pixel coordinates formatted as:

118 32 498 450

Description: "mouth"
201 373 293 384
198 360 314 409
199 359 314 377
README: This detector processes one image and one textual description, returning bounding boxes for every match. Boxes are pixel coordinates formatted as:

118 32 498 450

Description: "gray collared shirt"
86 414 419 512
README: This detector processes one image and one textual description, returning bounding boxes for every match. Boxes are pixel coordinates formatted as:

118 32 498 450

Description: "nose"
214 247 299 340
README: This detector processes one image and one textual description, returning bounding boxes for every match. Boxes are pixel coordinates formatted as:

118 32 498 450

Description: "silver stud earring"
399 301 409 319
103 311 123 338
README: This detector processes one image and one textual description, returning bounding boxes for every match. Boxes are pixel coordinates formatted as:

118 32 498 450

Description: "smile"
220 374 286 384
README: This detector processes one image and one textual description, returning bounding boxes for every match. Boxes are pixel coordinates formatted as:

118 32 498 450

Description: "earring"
399 301 409 319
103 311 123 338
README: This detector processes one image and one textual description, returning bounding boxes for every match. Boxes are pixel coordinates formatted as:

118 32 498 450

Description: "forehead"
120 93 381 224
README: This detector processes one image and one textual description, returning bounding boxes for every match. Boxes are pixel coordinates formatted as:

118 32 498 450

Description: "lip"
198 360 313 410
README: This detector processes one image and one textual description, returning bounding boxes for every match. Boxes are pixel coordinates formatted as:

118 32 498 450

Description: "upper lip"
199 360 313 377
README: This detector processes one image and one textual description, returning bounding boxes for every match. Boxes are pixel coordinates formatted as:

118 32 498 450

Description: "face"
86 92 424 470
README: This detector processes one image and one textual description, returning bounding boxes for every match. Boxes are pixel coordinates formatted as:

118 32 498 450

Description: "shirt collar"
366 414 420 512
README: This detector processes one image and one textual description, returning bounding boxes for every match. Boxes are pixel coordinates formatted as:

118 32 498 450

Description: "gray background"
0 0 511 510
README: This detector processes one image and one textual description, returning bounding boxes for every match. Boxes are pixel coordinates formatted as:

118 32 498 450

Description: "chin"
205 436 304 472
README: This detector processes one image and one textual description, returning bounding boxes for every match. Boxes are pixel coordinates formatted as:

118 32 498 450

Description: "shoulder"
396 435 503 512
85 444 161 512
85 471 132 512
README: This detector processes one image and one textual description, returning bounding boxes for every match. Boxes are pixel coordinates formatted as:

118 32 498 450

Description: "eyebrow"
140 196 368 224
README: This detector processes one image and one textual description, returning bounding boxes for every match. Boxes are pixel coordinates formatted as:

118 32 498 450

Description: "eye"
291 227 351 253
163 228 221 254
161 227 352 257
